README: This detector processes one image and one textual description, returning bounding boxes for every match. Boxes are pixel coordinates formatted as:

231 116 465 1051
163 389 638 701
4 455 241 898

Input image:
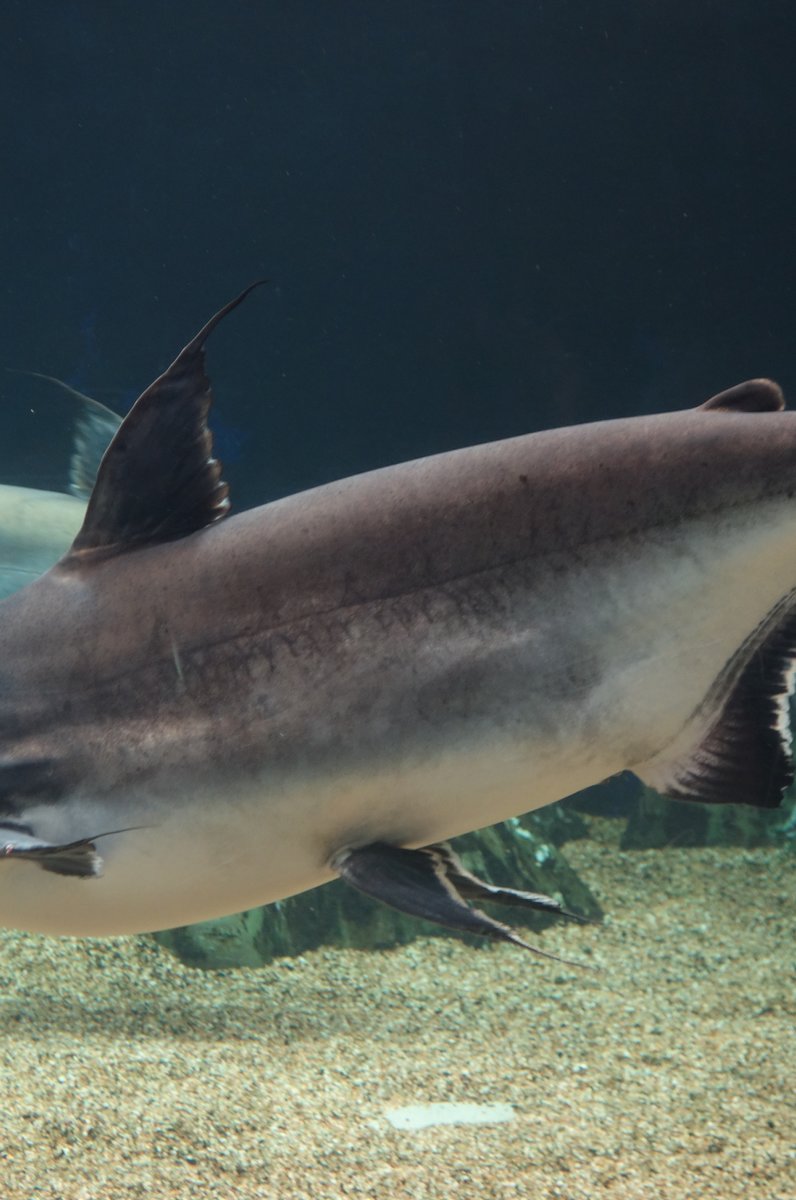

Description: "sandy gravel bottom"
0 819 793 1200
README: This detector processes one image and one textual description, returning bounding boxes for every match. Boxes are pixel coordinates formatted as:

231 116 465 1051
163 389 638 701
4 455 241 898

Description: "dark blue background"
0 1 793 510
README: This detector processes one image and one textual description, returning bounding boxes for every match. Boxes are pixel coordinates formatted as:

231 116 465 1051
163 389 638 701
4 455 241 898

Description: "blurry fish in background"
0 372 120 598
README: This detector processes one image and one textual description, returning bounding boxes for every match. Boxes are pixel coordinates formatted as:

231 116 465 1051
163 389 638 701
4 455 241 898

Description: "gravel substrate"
0 818 793 1199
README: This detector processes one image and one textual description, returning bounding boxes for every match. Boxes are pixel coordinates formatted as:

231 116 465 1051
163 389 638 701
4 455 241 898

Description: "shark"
0 282 791 958
0 377 120 599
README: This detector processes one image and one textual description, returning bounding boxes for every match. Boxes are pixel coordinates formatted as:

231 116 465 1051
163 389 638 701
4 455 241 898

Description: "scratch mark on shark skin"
170 635 186 693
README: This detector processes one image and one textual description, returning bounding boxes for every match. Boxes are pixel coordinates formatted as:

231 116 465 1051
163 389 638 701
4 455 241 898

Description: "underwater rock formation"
620 784 794 850
153 812 601 969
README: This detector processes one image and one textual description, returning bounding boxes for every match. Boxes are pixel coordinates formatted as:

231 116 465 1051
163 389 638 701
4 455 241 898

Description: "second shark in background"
0 376 120 598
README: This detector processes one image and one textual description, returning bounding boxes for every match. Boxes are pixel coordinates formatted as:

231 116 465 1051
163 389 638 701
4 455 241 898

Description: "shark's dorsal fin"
5 370 122 499
62 282 265 565
700 378 785 413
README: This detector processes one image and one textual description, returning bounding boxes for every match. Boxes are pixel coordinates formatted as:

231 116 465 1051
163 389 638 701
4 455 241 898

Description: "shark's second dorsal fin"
699 378 785 413
62 282 265 565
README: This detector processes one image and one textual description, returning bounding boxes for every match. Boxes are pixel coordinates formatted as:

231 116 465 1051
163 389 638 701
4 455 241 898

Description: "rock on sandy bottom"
385 1102 515 1129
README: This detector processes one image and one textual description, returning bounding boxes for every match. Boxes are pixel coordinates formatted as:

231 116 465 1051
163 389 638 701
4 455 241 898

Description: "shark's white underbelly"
0 724 609 937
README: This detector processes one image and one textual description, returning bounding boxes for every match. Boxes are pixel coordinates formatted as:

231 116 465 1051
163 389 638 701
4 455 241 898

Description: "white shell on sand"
385 1102 515 1130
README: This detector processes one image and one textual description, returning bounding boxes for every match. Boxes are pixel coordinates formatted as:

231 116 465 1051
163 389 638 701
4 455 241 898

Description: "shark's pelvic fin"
427 841 590 921
333 841 588 964
62 280 266 565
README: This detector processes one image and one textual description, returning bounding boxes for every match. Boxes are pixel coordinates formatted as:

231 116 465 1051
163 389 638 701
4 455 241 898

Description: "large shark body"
0 285 790 952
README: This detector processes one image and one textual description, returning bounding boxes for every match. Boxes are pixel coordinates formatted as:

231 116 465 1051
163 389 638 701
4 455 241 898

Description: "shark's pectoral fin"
0 829 102 878
332 841 587 964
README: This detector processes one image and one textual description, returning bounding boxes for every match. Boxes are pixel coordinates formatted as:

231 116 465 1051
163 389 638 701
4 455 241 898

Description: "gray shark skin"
0 286 792 945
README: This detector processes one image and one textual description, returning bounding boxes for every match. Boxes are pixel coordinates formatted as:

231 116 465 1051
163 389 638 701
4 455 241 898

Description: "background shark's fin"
61 281 266 565
5 370 122 498
699 378 785 413
68 392 123 501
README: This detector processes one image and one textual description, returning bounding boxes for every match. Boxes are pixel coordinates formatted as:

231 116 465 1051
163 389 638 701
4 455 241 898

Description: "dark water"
1 2 794 507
